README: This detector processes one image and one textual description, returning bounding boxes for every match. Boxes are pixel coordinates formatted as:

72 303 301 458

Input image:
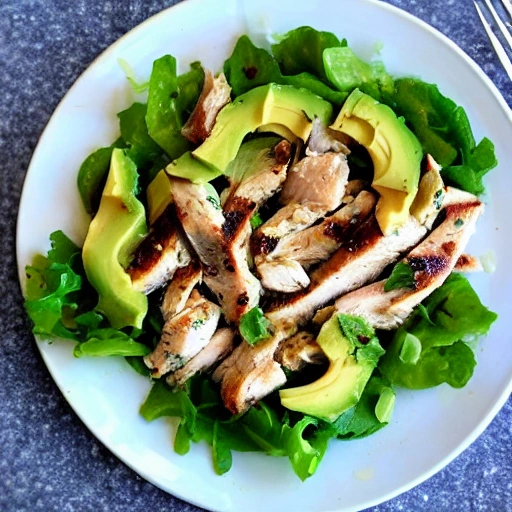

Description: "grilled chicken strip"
167 327 236 387
267 213 428 332
144 292 221 378
212 331 288 414
275 331 326 372
161 262 202 321
258 190 377 292
253 153 350 289
181 71 231 145
129 204 191 294
334 198 483 329
171 140 291 322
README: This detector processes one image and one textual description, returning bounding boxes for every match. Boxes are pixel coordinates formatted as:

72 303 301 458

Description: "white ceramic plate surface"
16 0 512 511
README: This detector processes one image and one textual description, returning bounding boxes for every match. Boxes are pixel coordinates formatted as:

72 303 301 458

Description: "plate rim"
15 0 512 510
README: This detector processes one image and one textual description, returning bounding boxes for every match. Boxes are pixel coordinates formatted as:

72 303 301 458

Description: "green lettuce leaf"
73 328 151 357
271 26 343 81
76 138 127 216
140 380 197 455
25 231 84 339
118 58 150 94
223 35 345 105
384 261 415 292
385 78 497 194
379 273 497 389
146 55 192 160
118 102 162 167
282 416 331 481
326 373 395 440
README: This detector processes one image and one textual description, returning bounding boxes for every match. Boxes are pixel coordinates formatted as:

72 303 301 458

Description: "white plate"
16 0 512 511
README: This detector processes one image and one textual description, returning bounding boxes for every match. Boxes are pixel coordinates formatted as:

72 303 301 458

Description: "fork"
474 0 512 79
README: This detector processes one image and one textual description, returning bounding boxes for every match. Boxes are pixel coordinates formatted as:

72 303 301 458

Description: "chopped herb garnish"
192 318 205 329
206 195 221 210
454 218 464 227
239 307 273 345
384 261 415 292
250 212 264 229
433 189 443 209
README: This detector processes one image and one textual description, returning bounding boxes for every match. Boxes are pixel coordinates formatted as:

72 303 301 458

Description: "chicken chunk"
258 191 376 292
161 262 202 321
167 327 236 387
212 331 287 415
129 204 191 294
253 153 350 288
275 331 326 372
280 152 350 212
144 294 221 378
334 199 484 329
181 71 231 144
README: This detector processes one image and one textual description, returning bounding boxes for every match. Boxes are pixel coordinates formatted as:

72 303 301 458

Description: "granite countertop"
1 0 511 510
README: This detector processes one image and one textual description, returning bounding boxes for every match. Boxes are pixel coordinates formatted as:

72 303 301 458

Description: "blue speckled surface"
1 0 511 511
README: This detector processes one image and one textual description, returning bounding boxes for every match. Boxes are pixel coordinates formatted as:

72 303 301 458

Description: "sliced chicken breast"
275 331 326 372
129 204 191 294
212 331 287 415
181 71 231 145
334 198 484 329
161 262 202 321
280 152 350 212
144 294 221 378
266 214 428 332
258 191 377 292
167 327 236 387
171 140 291 322
253 153 350 289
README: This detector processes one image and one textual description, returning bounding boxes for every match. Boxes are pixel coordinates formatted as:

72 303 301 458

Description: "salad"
24 26 498 481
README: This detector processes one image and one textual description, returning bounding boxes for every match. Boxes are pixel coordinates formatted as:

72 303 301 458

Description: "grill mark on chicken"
455 253 482 272
129 203 191 294
333 199 483 330
222 197 256 242
251 233 279 256
265 213 429 333
255 191 377 293
181 71 231 145
161 262 202 321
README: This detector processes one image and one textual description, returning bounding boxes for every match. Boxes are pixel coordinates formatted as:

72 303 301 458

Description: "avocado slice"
191 83 333 174
331 89 422 235
279 314 384 423
82 149 148 329
148 84 332 220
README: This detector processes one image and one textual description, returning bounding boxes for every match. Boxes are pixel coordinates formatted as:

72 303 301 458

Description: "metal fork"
474 0 512 79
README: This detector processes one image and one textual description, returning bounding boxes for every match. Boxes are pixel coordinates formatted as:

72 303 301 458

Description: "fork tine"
484 0 512 49
499 0 512 20
475 1 512 80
